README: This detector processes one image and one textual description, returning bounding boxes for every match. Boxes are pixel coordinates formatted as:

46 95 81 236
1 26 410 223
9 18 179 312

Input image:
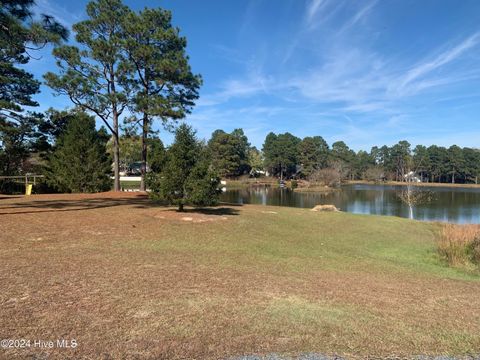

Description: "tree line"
207 131 480 185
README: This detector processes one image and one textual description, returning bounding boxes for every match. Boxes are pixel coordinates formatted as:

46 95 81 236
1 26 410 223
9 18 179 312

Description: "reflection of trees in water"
340 187 393 215
419 189 480 223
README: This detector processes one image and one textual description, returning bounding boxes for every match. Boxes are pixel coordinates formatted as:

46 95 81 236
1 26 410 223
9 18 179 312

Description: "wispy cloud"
199 67 273 106
395 32 480 94
208 44 250 66
287 30 480 114
304 0 344 30
203 29 480 119
306 0 326 25
349 0 377 26
337 0 378 34
288 47 388 107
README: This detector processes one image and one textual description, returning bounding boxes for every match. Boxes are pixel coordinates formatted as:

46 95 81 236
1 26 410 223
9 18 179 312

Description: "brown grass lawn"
0 193 479 359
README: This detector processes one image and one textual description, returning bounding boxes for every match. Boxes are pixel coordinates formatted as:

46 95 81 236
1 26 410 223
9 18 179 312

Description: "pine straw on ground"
0 193 479 359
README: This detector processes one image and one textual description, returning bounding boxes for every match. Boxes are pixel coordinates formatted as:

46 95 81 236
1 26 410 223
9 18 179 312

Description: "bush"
437 224 480 271
0 180 24 194
363 166 384 182
308 168 341 187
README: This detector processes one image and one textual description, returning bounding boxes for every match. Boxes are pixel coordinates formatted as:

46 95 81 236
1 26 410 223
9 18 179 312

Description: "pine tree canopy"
149 124 220 211
47 112 112 193
0 0 68 176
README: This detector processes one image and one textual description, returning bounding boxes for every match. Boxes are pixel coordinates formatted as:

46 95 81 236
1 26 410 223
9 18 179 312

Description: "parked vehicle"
127 162 149 176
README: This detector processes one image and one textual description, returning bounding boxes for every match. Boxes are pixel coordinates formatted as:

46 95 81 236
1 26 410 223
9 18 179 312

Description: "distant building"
404 171 422 182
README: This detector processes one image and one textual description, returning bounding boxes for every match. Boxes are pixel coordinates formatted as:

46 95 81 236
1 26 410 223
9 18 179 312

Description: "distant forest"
3 107 479 187
110 127 480 185
208 129 480 184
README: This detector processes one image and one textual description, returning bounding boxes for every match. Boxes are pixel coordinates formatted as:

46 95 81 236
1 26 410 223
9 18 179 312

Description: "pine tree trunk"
140 68 149 192
140 112 148 192
178 203 184 212
112 127 120 192
112 101 120 192
111 68 120 192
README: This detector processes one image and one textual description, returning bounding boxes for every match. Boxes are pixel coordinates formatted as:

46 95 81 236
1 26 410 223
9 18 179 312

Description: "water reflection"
220 184 480 224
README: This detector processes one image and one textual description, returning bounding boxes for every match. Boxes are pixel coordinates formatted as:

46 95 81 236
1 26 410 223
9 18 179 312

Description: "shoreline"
346 180 480 189
222 178 480 191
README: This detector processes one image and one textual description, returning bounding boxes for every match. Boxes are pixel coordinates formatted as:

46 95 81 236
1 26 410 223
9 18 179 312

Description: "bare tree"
397 183 434 219
397 158 434 219
308 168 341 188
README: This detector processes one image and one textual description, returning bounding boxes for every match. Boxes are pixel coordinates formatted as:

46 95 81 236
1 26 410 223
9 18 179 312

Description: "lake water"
221 184 480 224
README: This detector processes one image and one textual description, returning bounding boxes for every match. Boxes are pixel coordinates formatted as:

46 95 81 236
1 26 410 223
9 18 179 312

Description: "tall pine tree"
122 7 201 191
44 0 130 191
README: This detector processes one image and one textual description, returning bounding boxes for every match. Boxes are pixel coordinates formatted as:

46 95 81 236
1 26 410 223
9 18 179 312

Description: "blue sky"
30 0 480 151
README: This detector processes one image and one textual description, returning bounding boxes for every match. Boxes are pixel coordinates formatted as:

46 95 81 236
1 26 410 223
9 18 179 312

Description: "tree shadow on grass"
0 195 152 215
0 195 242 216
167 207 240 216
0 196 22 201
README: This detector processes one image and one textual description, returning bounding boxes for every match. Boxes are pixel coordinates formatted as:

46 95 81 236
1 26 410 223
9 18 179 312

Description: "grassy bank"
348 180 480 189
1 193 479 359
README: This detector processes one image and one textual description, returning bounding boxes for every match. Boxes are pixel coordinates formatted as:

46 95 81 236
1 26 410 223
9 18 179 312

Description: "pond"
220 184 480 224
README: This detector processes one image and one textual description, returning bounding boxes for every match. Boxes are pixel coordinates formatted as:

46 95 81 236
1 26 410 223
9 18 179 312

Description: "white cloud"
285 31 480 114
395 32 480 94
202 31 480 118
199 69 273 106
306 0 325 25
337 0 378 34
288 47 388 106
349 0 377 27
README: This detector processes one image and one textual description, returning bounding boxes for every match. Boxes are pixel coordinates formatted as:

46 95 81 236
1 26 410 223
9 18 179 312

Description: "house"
404 171 422 182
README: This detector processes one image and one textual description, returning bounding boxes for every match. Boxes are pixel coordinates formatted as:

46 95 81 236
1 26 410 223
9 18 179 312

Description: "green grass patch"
119 205 478 280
